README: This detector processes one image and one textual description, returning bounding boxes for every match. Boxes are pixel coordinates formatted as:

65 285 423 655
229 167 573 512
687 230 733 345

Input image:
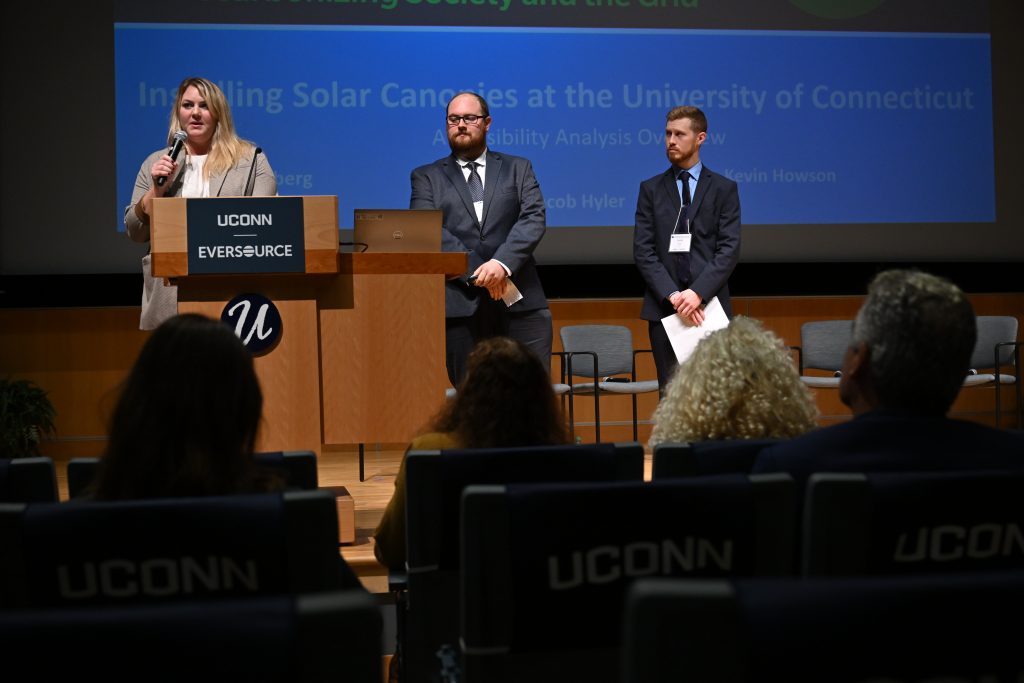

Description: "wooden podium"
151 196 465 460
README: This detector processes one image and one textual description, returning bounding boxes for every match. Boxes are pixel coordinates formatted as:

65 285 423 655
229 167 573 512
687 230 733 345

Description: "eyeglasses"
447 114 486 126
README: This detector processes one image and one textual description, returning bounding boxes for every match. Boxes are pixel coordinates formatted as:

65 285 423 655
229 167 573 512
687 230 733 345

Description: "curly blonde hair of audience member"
649 316 818 446
432 336 569 448
166 76 255 180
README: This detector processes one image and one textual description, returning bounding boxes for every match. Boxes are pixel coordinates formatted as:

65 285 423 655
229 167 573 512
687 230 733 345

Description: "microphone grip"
156 136 186 188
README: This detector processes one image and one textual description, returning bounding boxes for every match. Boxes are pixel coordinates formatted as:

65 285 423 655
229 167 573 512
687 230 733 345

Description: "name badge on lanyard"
669 233 691 252
670 216 691 253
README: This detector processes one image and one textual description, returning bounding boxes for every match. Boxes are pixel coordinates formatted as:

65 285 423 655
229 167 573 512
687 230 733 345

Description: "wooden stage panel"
175 290 319 456
320 271 450 446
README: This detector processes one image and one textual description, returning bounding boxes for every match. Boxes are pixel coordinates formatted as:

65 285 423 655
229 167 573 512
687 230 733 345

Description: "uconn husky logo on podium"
221 293 282 355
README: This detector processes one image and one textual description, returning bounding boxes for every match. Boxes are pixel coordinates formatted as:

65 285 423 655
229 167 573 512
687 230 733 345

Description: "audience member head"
841 269 976 416
432 336 568 448
649 316 819 446
94 313 272 500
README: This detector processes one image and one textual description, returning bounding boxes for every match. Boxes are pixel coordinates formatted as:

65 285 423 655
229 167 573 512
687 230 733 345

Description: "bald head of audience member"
840 270 976 416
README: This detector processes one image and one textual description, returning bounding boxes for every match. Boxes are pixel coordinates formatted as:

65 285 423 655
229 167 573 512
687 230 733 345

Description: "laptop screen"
353 209 442 253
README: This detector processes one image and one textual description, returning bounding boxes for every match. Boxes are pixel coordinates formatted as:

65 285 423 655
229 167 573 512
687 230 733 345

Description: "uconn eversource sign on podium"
186 197 305 275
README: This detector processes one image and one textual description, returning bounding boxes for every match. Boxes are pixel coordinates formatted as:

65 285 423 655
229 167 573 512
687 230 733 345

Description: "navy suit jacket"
753 410 1024 488
410 151 548 318
633 164 741 322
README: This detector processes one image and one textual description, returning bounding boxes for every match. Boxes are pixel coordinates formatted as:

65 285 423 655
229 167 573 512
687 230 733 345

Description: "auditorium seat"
0 456 57 503
621 572 1024 683
401 442 644 682
460 473 796 682
0 489 350 608
652 439 781 479
802 470 1024 576
66 450 319 499
0 589 382 682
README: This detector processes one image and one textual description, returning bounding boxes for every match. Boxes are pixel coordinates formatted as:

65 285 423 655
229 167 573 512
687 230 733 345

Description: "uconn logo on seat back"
222 293 282 355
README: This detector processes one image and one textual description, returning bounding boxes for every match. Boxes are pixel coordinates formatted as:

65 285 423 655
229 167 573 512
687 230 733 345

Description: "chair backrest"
970 315 1019 371
403 442 644 681
622 572 1024 683
66 450 319 499
559 324 634 378
0 489 344 608
799 320 853 372
0 589 382 681
652 439 781 479
803 470 1024 576
0 457 57 503
461 474 796 682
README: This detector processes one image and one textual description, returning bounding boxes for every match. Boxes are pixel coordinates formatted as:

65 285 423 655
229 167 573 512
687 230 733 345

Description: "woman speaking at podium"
124 76 277 330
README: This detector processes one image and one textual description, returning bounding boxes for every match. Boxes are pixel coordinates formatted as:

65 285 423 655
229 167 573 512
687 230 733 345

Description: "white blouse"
180 154 211 198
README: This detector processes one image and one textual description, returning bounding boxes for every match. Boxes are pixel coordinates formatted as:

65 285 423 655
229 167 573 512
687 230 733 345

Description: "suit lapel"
661 168 682 215
690 167 713 215
443 156 480 228
480 151 502 229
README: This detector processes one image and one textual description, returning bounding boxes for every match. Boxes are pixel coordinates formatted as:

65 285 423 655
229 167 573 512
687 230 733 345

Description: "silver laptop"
353 209 442 253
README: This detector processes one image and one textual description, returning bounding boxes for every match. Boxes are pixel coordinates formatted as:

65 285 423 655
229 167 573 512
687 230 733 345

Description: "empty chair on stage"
803 470 1024 576
622 572 1024 683
460 473 796 682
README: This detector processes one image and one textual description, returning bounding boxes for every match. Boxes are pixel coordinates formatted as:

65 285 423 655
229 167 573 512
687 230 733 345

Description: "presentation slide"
113 3 994 231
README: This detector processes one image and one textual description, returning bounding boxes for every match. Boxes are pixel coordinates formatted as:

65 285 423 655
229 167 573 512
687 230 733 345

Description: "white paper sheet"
661 296 730 364
501 278 524 307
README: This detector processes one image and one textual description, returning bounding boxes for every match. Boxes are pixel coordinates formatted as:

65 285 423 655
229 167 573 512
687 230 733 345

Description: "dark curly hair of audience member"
431 336 568 447
93 313 278 500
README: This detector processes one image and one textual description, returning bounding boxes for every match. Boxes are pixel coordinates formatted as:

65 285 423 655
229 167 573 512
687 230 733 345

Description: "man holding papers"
411 92 552 387
633 105 741 391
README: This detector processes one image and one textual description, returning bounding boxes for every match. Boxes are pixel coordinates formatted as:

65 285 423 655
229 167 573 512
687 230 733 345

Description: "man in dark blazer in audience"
634 105 741 391
753 269 1024 486
411 92 551 386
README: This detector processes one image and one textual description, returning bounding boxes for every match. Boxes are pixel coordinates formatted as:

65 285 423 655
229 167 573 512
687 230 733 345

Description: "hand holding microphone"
154 130 188 188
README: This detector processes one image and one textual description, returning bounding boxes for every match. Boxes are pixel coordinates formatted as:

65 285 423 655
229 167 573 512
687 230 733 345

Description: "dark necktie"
679 170 692 209
673 170 692 291
465 161 483 203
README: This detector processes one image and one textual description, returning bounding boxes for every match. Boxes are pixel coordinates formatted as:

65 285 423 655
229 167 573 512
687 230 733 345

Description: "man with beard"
633 105 742 391
411 92 552 386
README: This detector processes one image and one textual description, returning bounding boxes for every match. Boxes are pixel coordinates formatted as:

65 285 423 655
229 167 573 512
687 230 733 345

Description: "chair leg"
594 388 601 443
996 379 1002 429
632 394 639 442
359 443 365 482
567 391 576 442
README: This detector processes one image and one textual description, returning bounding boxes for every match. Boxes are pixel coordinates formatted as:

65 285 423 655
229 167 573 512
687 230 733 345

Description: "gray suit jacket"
410 151 548 318
124 147 276 330
633 164 741 322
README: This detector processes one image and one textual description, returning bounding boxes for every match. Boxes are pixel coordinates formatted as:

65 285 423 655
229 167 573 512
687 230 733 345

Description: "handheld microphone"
243 147 263 197
157 130 188 187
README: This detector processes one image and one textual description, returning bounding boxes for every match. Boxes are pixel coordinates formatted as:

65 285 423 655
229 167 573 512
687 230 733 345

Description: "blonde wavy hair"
166 76 255 180
649 316 819 447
